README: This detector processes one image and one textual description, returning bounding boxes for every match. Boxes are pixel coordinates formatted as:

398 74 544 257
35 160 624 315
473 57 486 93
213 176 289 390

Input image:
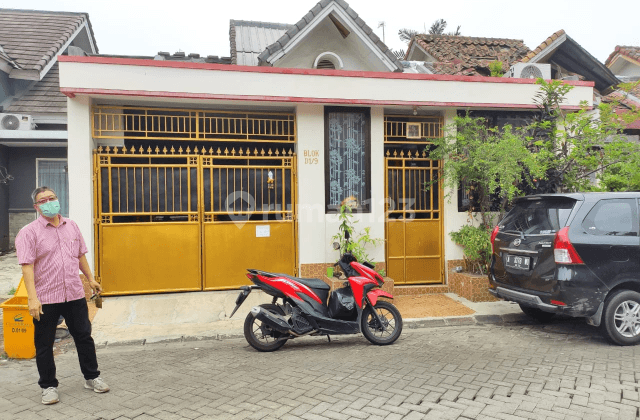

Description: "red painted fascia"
59 87 588 111
57 55 595 87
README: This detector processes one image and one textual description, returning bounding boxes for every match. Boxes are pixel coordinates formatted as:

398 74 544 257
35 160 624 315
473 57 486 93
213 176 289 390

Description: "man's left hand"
89 279 103 294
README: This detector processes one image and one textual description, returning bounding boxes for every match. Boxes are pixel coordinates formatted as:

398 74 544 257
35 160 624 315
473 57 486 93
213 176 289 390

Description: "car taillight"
490 225 500 254
553 227 583 264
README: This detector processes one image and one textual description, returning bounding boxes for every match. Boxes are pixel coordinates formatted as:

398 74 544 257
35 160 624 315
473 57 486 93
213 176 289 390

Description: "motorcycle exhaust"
251 307 292 334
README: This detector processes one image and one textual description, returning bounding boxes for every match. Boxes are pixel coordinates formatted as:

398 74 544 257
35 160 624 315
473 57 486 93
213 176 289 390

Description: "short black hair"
31 186 56 204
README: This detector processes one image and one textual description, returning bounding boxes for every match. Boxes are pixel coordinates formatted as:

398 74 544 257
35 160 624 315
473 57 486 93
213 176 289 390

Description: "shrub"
450 224 491 275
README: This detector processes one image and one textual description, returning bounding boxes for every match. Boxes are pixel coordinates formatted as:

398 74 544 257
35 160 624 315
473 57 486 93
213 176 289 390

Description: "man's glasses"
34 196 58 205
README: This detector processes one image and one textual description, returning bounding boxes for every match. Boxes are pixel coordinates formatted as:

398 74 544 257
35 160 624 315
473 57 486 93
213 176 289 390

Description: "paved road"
1 319 639 420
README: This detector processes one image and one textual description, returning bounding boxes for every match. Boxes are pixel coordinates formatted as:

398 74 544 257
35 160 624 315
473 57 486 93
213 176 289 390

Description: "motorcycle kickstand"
327 335 331 343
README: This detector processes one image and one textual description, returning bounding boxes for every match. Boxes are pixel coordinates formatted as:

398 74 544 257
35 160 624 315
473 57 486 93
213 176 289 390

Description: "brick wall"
447 260 497 302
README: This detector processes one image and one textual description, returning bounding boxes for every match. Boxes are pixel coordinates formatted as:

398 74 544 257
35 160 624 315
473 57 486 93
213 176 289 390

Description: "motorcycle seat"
248 269 331 291
280 274 330 291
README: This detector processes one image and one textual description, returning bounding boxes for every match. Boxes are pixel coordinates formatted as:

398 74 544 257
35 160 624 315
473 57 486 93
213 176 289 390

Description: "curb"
92 313 530 349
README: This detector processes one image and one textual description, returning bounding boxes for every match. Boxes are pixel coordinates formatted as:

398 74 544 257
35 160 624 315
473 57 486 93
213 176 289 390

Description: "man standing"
15 186 109 405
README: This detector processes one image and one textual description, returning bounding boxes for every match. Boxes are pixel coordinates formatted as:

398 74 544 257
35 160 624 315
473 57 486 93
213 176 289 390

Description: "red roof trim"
58 55 595 87
60 87 588 110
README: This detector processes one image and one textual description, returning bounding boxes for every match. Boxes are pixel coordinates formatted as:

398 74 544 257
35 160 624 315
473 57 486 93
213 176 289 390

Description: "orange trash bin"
1 278 35 359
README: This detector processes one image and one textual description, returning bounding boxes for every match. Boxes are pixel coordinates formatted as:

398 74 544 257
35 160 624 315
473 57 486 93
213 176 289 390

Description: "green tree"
428 114 541 226
528 79 640 193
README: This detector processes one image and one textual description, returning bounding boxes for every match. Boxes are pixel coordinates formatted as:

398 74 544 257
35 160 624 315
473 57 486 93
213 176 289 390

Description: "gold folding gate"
94 146 297 295
385 150 444 285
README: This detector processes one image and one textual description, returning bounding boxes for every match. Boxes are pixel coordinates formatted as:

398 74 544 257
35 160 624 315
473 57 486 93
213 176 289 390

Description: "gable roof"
521 30 619 93
0 8 97 80
605 45 640 67
256 0 403 72
407 34 530 76
230 20 293 66
5 63 66 115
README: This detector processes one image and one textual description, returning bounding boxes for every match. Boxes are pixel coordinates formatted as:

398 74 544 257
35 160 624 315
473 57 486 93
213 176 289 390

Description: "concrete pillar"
67 95 96 269
442 108 465 262
295 104 326 266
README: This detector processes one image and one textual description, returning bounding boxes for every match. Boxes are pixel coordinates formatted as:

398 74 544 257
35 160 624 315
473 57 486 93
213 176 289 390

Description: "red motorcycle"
230 233 403 352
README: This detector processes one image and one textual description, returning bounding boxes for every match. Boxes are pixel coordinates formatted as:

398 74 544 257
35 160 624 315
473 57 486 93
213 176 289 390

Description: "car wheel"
601 290 640 346
519 304 556 322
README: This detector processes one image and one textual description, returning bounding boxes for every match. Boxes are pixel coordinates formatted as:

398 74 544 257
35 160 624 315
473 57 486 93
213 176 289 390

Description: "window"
325 107 371 213
501 198 576 235
582 199 638 236
36 159 69 217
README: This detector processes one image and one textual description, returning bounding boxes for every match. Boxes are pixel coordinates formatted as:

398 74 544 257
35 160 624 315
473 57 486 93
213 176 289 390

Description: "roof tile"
6 63 66 114
520 29 565 63
605 45 640 67
0 9 92 72
412 34 530 76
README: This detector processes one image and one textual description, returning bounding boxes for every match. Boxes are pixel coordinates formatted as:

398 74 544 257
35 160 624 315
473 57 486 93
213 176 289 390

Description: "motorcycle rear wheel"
361 301 402 345
244 304 288 352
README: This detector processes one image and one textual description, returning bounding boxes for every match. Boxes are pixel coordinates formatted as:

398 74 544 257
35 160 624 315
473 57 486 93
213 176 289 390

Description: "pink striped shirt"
15 215 89 304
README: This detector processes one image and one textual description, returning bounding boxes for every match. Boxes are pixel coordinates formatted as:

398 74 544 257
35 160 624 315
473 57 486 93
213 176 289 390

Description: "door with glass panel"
36 159 69 217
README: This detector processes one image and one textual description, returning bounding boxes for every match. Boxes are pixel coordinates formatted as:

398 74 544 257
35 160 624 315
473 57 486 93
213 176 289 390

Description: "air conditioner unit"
505 63 551 80
0 113 35 130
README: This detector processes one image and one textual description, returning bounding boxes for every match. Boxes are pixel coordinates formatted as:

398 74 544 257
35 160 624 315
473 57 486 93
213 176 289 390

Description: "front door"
385 151 443 285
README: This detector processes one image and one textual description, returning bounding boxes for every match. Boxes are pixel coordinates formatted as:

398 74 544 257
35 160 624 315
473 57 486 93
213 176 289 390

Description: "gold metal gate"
385 150 444 285
94 146 297 295
202 149 296 290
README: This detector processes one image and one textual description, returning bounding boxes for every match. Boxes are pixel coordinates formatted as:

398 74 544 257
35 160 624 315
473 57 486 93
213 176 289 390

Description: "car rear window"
500 198 576 235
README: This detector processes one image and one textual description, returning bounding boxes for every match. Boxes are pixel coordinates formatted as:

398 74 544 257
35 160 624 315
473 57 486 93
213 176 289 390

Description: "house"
404 34 530 76
0 9 98 252
519 30 620 95
605 45 640 137
57 0 593 297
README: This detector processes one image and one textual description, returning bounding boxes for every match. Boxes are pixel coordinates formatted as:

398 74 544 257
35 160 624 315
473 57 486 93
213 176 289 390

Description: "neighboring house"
57 0 593 297
519 30 620 95
605 45 640 137
605 45 640 79
404 34 530 76
0 9 98 251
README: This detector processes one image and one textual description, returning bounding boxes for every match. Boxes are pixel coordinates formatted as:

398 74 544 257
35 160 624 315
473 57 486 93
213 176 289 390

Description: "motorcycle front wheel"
361 300 403 345
244 304 289 352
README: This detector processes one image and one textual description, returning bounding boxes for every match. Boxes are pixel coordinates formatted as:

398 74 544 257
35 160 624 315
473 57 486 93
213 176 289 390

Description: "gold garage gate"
384 116 444 285
92 106 297 295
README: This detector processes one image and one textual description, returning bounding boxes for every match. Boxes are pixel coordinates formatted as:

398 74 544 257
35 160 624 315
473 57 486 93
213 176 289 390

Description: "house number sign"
303 149 319 164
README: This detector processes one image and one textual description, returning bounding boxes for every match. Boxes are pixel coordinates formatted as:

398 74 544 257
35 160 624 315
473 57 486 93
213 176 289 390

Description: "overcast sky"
9 0 640 64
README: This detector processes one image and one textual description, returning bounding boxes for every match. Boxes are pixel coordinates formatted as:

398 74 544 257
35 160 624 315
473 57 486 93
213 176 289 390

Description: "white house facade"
58 54 593 296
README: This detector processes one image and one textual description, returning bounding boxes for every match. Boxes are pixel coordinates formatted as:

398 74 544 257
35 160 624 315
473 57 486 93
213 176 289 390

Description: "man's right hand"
28 297 44 321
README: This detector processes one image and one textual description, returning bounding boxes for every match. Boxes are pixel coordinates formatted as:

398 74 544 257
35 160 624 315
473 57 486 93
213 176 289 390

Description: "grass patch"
8 287 16 296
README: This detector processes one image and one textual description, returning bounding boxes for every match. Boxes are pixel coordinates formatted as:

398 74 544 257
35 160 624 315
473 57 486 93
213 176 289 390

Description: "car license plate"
504 254 530 270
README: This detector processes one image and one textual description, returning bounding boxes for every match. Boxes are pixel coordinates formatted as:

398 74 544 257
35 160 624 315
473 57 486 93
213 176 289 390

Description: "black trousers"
33 298 100 389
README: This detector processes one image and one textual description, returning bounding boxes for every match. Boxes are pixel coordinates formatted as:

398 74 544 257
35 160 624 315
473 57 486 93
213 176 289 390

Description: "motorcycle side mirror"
345 231 350 241
332 242 340 250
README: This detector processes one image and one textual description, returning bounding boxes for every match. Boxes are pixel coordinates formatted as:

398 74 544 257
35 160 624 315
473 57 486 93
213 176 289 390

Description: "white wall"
67 95 96 269
276 18 389 72
296 104 327 265
609 59 640 77
59 61 594 110
296 104 385 266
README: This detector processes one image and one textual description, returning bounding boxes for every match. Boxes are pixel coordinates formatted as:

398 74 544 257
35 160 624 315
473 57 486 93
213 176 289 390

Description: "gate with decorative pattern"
384 115 444 285
385 151 444 285
92 105 297 295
